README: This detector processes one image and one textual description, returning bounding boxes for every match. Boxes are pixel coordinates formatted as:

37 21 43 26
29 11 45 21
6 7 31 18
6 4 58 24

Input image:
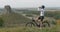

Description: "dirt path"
21 14 33 19
14 11 38 20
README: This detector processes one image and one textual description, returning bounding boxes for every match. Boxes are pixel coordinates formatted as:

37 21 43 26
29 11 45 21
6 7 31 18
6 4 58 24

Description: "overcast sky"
0 0 60 8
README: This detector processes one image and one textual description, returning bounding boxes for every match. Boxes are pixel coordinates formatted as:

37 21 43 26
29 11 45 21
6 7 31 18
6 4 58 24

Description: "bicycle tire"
25 22 35 27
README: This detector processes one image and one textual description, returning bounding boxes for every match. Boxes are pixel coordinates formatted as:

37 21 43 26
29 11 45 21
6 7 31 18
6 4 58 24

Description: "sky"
0 0 60 8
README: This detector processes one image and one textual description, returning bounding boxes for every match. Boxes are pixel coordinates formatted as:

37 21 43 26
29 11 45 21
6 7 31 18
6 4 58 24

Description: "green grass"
1 13 31 27
44 11 60 19
0 10 59 32
0 26 57 32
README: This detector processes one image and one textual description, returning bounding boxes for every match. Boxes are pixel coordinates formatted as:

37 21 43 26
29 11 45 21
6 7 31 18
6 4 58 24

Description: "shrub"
44 17 56 25
0 17 4 27
26 14 33 17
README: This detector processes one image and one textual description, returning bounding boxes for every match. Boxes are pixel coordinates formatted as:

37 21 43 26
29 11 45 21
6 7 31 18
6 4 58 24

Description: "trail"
14 11 38 20
19 12 37 20
21 14 33 19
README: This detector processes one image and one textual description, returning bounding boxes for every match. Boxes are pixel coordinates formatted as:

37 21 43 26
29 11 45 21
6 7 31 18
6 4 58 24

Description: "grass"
0 26 57 32
1 13 31 27
0 10 59 32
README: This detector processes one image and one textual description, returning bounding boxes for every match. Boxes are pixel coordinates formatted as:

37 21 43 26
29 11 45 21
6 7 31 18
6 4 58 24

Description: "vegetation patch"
0 26 57 32
1 13 31 27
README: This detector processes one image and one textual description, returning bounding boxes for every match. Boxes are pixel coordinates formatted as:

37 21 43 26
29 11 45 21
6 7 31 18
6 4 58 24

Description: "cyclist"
38 5 45 21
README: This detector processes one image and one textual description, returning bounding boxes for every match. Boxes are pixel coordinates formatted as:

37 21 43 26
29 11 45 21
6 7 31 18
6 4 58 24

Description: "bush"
0 18 4 27
26 14 33 17
43 17 56 25
54 14 60 19
45 11 60 19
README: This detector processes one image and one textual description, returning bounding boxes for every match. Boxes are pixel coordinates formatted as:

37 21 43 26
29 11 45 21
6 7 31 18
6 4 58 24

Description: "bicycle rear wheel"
25 22 35 27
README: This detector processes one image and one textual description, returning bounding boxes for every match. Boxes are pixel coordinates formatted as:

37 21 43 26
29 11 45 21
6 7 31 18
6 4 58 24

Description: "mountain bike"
25 17 50 27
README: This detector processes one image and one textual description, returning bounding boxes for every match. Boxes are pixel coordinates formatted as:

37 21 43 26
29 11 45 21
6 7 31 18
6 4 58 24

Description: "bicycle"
25 17 50 27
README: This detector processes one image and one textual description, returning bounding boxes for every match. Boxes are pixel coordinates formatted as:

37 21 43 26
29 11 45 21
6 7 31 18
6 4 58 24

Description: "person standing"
37 5 45 28
38 5 45 21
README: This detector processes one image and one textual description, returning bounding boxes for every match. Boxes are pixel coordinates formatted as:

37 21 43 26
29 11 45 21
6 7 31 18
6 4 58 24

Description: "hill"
1 13 31 27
